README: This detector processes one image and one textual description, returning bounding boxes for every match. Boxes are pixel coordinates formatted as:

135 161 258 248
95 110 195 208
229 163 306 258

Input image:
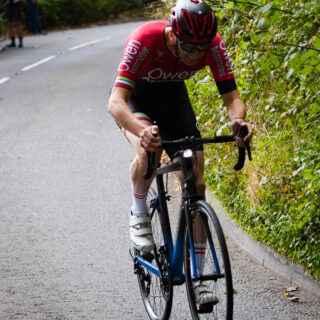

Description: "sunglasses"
177 38 211 53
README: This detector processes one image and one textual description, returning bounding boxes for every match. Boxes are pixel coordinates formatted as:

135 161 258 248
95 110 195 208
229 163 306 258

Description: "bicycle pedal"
198 303 214 314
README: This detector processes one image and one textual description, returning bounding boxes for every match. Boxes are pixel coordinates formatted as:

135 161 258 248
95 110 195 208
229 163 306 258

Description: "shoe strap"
194 284 219 305
194 284 211 295
130 215 152 236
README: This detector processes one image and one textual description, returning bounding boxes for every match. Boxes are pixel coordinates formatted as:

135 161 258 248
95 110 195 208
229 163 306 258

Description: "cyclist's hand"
139 125 162 151
230 119 253 147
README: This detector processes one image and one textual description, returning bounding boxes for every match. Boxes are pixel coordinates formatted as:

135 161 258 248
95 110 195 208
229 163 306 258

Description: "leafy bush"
2 0 156 31
0 15 7 39
0 2 7 38
184 0 320 278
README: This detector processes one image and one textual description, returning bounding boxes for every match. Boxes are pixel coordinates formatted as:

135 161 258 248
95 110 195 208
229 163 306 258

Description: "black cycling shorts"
126 79 202 159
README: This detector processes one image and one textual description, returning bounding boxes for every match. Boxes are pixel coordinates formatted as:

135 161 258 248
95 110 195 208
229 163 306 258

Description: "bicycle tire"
185 200 233 320
136 187 173 320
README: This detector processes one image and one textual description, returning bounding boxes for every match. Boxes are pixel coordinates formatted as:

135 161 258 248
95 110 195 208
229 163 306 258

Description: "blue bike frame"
135 151 222 286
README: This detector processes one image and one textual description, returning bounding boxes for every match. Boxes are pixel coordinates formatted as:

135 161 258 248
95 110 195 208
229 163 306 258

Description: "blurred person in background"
5 0 23 48
27 0 46 35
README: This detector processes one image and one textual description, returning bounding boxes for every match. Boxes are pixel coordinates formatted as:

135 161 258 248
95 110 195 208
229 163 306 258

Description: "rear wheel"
136 187 173 320
185 200 233 320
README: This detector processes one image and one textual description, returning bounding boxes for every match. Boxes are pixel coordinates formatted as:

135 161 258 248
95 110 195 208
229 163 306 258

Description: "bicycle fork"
185 201 224 283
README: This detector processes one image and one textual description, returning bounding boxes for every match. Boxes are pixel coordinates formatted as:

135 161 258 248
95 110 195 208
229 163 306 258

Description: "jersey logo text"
211 40 233 77
143 68 197 82
119 40 142 72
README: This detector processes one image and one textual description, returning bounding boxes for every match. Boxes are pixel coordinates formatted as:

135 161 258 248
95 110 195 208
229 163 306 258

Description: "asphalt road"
0 22 319 319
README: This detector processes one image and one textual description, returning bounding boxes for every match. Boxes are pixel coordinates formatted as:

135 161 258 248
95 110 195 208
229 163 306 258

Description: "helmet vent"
182 9 193 34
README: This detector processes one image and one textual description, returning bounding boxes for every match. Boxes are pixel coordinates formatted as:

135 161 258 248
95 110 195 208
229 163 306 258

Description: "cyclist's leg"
174 151 207 273
126 123 163 203
117 85 163 249
173 150 205 199
154 82 207 250
154 85 209 279
155 81 205 199
123 117 163 252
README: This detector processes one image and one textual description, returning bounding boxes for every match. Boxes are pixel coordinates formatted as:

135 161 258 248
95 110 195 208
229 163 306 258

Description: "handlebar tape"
234 126 252 170
234 147 246 171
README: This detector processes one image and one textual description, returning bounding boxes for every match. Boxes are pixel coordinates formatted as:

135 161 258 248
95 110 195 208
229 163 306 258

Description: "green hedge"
0 15 6 38
1 0 156 31
35 0 156 28
151 0 320 278
0 2 6 36
184 0 319 278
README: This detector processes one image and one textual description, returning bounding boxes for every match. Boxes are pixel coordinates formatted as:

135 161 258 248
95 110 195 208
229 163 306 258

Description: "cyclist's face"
178 47 206 66
176 39 207 66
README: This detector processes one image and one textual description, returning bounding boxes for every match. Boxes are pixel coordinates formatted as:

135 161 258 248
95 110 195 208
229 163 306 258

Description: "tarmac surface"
0 21 319 319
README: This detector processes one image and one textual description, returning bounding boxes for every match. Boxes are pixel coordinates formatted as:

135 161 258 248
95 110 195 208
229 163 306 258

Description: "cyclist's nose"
188 50 201 56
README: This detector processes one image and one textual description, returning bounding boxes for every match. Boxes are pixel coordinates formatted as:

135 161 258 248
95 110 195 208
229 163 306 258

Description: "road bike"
131 127 251 319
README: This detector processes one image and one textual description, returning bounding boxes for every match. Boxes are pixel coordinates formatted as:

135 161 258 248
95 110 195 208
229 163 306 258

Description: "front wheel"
185 200 233 320
136 187 173 320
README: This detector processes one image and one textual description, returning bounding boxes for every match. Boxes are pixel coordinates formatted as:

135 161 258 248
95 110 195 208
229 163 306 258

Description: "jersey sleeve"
114 28 151 91
207 34 237 94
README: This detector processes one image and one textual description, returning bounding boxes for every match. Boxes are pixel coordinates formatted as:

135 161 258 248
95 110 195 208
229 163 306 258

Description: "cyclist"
108 0 253 305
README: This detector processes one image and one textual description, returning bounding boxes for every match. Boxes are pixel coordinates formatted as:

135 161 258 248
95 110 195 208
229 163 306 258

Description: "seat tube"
184 200 198 280
180 151 200 280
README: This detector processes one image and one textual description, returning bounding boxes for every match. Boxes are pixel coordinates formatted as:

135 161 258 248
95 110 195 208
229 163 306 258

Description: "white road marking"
21 55 56 71
68 36 111 51
0 77 10 85
0 36 112 85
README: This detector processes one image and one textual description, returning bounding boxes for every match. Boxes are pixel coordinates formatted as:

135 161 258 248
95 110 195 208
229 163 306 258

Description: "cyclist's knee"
131 148 162 176
131 151 148 172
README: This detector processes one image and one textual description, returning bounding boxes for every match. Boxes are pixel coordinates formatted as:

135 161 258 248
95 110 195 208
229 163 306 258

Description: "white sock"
191 243 206 276
131 189 148 215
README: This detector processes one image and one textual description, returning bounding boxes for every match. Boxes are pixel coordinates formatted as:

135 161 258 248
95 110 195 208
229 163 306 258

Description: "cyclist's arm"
222 89 246 121
222 89 253 143
108 86 144 137
108 86 161 151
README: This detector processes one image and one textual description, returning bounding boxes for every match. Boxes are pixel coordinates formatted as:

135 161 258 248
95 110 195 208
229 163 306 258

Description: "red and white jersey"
115 21 235 92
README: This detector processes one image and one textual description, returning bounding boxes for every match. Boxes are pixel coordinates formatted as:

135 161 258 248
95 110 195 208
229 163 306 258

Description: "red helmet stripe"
181 9 193 34
194 14 207 38
208 11 214 33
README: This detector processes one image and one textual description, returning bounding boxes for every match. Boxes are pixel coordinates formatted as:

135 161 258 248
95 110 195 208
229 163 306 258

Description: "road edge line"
206 190 320 298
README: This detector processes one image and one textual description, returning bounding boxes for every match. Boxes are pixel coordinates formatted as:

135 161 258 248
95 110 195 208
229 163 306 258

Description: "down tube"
156 173 174 256
170 205 187 285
